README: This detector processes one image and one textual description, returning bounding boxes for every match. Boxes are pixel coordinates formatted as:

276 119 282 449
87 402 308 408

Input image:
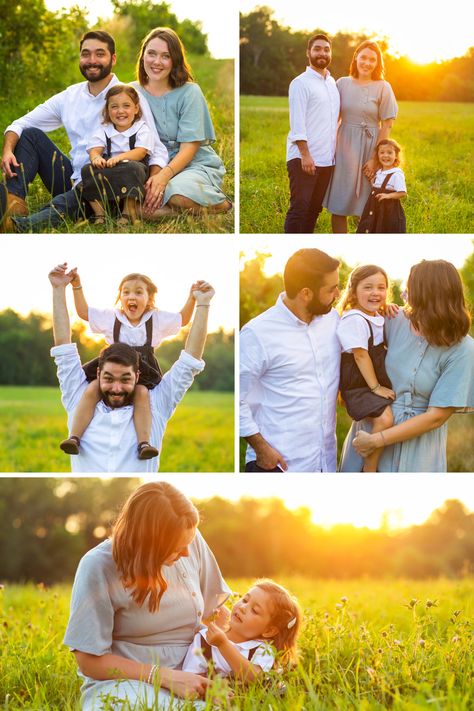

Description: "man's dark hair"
307 33 331 51
284 249 340 298
80 30 116 55
98 343 139 372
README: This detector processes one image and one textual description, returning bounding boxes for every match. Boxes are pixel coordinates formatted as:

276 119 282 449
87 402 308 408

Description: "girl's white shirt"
86 118 154 155
373 167 406 192
88 307 182 347
337 309 385 353
181 627 275 676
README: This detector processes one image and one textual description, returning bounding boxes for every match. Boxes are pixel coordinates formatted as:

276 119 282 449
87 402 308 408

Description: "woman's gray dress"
324 77 398 217
340 311 474 472
64 534 230 710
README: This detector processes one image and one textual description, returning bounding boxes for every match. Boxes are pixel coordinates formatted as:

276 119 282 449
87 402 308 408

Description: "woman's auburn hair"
337 264 390 314
136 27 194 89
112 482 199 612
406 260 471 347
349 40 385 80
254 579 302 666
115 273 158 311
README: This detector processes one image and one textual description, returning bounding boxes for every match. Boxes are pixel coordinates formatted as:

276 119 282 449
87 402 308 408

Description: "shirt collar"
106 119 146 137
114 308 152 328
201 628 263 650
83 73 120 99
276 293 308 326
305 66 332 81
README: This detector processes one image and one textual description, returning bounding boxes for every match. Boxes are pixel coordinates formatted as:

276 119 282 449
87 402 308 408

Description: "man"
240 248 341 472
284 34 340 234
0 31 167 232
49 263 213 473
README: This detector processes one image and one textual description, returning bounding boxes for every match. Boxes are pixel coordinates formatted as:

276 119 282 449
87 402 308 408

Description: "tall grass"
1 578 472 709
0 387 234 473
240 97 474 234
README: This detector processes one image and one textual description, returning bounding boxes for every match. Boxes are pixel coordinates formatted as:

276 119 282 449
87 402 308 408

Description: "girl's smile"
355 272 388 316
378 144 397 169
107 93 139 132
120 279 150 325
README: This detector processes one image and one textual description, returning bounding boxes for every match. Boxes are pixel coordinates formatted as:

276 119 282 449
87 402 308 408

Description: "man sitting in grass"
48 263 212 473
0 30 167 233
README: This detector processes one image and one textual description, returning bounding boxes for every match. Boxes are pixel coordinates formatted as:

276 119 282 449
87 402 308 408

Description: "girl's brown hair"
112 482 199 612
137 27 193 89
349 40 385 80
254 579 301 665
102 84 142 125
337 264 390 314
116 273 158 311
406 260 471 346
376 138 402 168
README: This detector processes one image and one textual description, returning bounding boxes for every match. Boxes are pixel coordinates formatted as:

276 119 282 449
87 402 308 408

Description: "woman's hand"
385 303 399 319
363 157 377 180
160 669 211 699
353 430 378 456
143 170 171 213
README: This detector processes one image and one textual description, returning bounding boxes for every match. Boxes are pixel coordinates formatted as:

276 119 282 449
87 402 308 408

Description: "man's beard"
100 388 135 409
310 56 330 70
307 294 334 316
79 59 113 82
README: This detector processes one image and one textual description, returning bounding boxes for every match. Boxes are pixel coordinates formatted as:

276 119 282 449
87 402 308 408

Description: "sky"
45 0 237 59
240 236 473 284
240 1 473 63
0 236 237 333
137 473 474 530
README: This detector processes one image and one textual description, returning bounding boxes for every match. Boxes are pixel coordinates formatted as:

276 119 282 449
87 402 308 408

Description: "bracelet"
163 165 175 176
196 304 210 308
379 431 386 447
147 664 157 685
72 285 83 290
370 383 380 392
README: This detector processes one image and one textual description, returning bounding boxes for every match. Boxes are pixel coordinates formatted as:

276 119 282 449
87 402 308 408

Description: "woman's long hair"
349 40 385 80
137 27 194 89
337 264 390 314
406 260 471 346
112 482 199 612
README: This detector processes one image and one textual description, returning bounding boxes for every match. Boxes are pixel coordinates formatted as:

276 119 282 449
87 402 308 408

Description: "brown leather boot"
0 185 28 232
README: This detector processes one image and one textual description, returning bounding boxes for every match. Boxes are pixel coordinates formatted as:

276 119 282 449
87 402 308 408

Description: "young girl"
59 271 197 460
81 84 155 226
357 139 407 234
182 580 301 682
337 265 395 473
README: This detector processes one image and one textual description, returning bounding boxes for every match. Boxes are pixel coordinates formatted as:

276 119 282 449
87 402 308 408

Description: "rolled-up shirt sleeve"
151 350 204 420
239 327 267 438
50 342 88 414
6 91 65 137
288 79 308 144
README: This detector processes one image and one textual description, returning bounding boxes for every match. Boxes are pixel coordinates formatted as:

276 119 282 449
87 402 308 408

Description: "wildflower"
366 667 376 678
418 638 425 647
426 599 438 608
340 596 348 603
451 635 460 643
0 584 4 590
335 603 343 610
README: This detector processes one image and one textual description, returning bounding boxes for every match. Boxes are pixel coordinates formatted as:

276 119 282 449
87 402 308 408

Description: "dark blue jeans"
7 127 84 232
284 159 334 234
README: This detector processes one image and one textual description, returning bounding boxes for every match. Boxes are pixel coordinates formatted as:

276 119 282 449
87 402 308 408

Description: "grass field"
1 578 472 709
240 406 473 472
0 54 234 235
240 97 474 234
0 387 234 473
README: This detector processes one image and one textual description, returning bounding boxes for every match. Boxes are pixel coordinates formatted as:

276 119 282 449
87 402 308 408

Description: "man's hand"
301 154 316 175
192 281 215 306
254 438 288 471
48 262 76 288
1 149 20 179
353 430 377 457
206 621 228 648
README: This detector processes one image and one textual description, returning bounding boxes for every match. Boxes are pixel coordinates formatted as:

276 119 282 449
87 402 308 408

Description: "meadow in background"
239 7 474 234
0 1 234 234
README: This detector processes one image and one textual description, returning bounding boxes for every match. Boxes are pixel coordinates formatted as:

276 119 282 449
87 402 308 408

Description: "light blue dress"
340 311 474 472
133 81 227 206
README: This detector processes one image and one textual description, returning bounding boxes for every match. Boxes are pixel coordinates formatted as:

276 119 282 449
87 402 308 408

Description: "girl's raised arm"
69 268 89 321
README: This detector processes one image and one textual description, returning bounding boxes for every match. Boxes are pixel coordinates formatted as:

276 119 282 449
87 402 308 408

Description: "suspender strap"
105 132 137 158
113 317 121 343
380 172 394 190
199 633 259 663
145 316 153 346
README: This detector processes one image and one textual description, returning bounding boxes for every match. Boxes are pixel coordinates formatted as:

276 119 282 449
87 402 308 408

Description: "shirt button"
369 211 373 215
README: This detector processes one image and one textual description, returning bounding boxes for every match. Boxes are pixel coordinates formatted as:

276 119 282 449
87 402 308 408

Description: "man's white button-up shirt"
286 67 340 166
51 343 204 473
6 76 168 183
240 294 340 472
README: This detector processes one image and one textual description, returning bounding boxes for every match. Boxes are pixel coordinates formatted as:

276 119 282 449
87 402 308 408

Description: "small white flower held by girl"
337 265 397 472
182 579 301 682
59 269 199 460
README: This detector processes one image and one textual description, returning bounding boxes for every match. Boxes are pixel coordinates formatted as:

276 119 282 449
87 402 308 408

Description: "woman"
132 27 231 217
64 482 230 710
340 260 474 472
324 40 398 233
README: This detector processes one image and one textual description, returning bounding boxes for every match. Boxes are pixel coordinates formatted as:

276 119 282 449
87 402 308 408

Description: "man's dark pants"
5 127 84 231
284 159 334 234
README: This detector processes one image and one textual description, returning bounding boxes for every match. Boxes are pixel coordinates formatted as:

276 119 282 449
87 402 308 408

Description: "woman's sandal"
60 435 81 455
89 215 106 225
137 441 159 460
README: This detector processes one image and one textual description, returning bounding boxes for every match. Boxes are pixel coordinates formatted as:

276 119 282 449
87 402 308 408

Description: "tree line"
240 6 474 101
0 478 472 583
0 310 233 391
